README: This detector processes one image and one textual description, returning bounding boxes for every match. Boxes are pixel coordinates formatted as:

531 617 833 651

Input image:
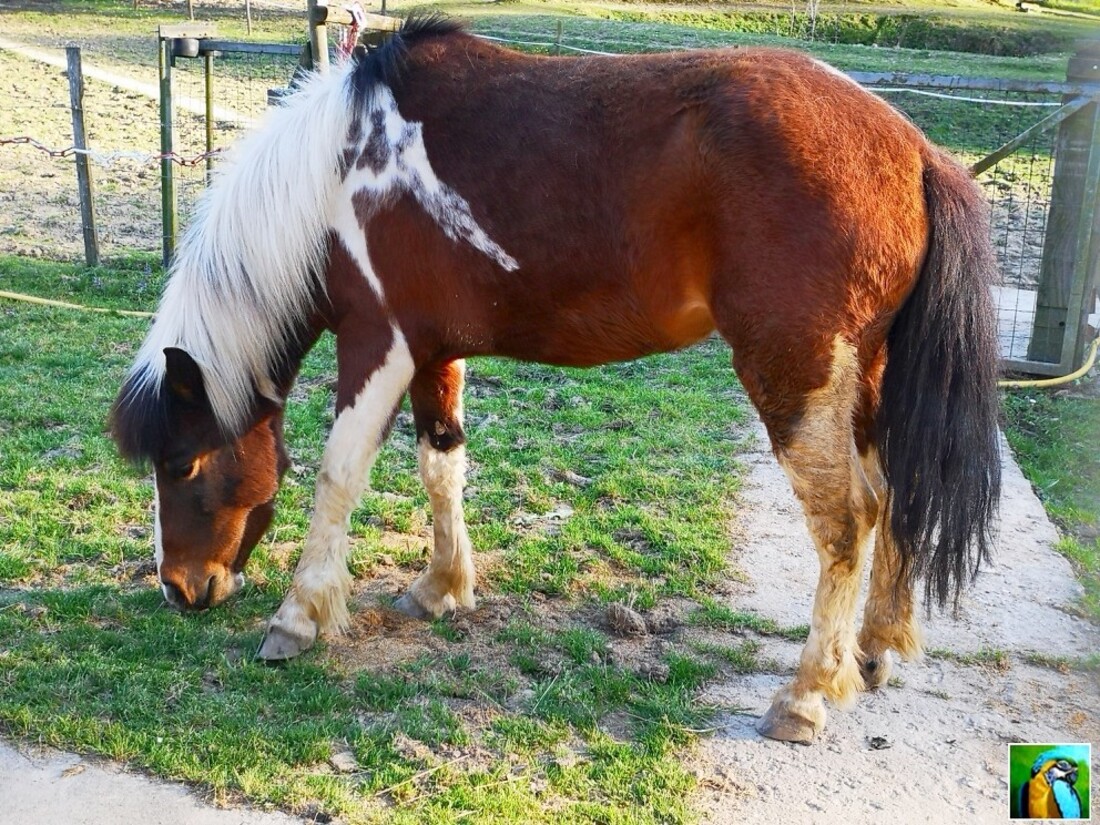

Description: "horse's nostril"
162 575 216 610
162 579 188 608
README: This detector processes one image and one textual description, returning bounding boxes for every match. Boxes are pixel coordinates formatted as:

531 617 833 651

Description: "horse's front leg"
258 331 415 660
395 359 476 619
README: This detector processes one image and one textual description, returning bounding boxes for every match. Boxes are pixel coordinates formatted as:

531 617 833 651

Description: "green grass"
1002 390 1100 622
461 13 1076 76
927 646 1013 670
689 599 810 643
0 254 752 822
1021 651 1100 672
588 7 1090 56
690 639 780 674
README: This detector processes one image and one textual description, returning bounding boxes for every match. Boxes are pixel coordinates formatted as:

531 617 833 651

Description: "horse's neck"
271 307 330 398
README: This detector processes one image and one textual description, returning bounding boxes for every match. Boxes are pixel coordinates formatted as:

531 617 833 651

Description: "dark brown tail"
876 148 1001 610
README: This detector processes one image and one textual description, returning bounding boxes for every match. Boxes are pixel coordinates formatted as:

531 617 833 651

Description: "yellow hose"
999 335 1100 389
0 289 153 318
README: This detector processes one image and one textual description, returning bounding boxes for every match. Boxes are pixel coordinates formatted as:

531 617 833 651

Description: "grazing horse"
111 17 1001 743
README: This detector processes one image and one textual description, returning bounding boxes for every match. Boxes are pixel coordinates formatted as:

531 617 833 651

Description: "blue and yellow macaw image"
1010 744 1091 819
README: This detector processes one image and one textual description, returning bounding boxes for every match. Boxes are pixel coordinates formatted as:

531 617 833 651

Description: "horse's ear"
163 347 208 407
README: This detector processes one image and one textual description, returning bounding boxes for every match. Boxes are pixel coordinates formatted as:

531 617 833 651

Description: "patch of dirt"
694 419 1100 825
981 173 1050 289
0 47 164 260
328 577 691 683
1051 364 1100 400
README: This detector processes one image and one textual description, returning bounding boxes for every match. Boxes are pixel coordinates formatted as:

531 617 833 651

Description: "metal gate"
156 23 308 267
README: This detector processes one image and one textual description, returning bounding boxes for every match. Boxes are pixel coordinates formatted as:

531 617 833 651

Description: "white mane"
126 60 357 435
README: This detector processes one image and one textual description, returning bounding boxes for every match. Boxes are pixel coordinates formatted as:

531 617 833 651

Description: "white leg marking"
758 339 873 742
397 437 476 619
264 331 415 651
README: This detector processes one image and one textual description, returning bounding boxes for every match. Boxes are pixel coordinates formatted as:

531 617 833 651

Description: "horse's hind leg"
395 359 477 619
856 447 923 688
744 337 879 743
258 330 415 660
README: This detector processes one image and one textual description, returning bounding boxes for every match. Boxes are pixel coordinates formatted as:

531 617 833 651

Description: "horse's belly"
487 286 716 368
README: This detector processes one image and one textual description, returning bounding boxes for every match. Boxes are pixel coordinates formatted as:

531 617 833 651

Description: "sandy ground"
0 35 283 261
0 739 301 825
696 421 1100 824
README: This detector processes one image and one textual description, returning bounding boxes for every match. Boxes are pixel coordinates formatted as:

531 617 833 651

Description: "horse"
111 16 1001 744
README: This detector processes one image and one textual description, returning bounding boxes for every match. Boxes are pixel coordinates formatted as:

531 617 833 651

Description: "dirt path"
696 421 1100 824
0 740 299 825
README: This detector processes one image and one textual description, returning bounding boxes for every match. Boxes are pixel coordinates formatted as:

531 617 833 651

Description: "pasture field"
0 1 1098 821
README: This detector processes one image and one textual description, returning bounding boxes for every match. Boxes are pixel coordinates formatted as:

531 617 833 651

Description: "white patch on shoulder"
330 185 387 299
337 86 518 290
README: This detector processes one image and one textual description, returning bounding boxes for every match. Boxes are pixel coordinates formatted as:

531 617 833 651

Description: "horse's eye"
166 459 199 480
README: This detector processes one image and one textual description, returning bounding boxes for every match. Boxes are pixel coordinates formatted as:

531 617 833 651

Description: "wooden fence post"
1027 41 1100 367
204 49 215 184
307 0 330 73
158 31 176 267
65 45 99 268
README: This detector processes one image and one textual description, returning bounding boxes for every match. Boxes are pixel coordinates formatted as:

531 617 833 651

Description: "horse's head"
112 348 289 611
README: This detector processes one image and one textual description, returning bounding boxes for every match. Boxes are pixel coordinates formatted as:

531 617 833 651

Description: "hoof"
394 591 436 620
859 650 894 690
394 588 459 621
256 621 317 661
757 704 822 745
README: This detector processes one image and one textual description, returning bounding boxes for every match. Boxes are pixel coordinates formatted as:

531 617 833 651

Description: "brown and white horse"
111 17 1001 743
